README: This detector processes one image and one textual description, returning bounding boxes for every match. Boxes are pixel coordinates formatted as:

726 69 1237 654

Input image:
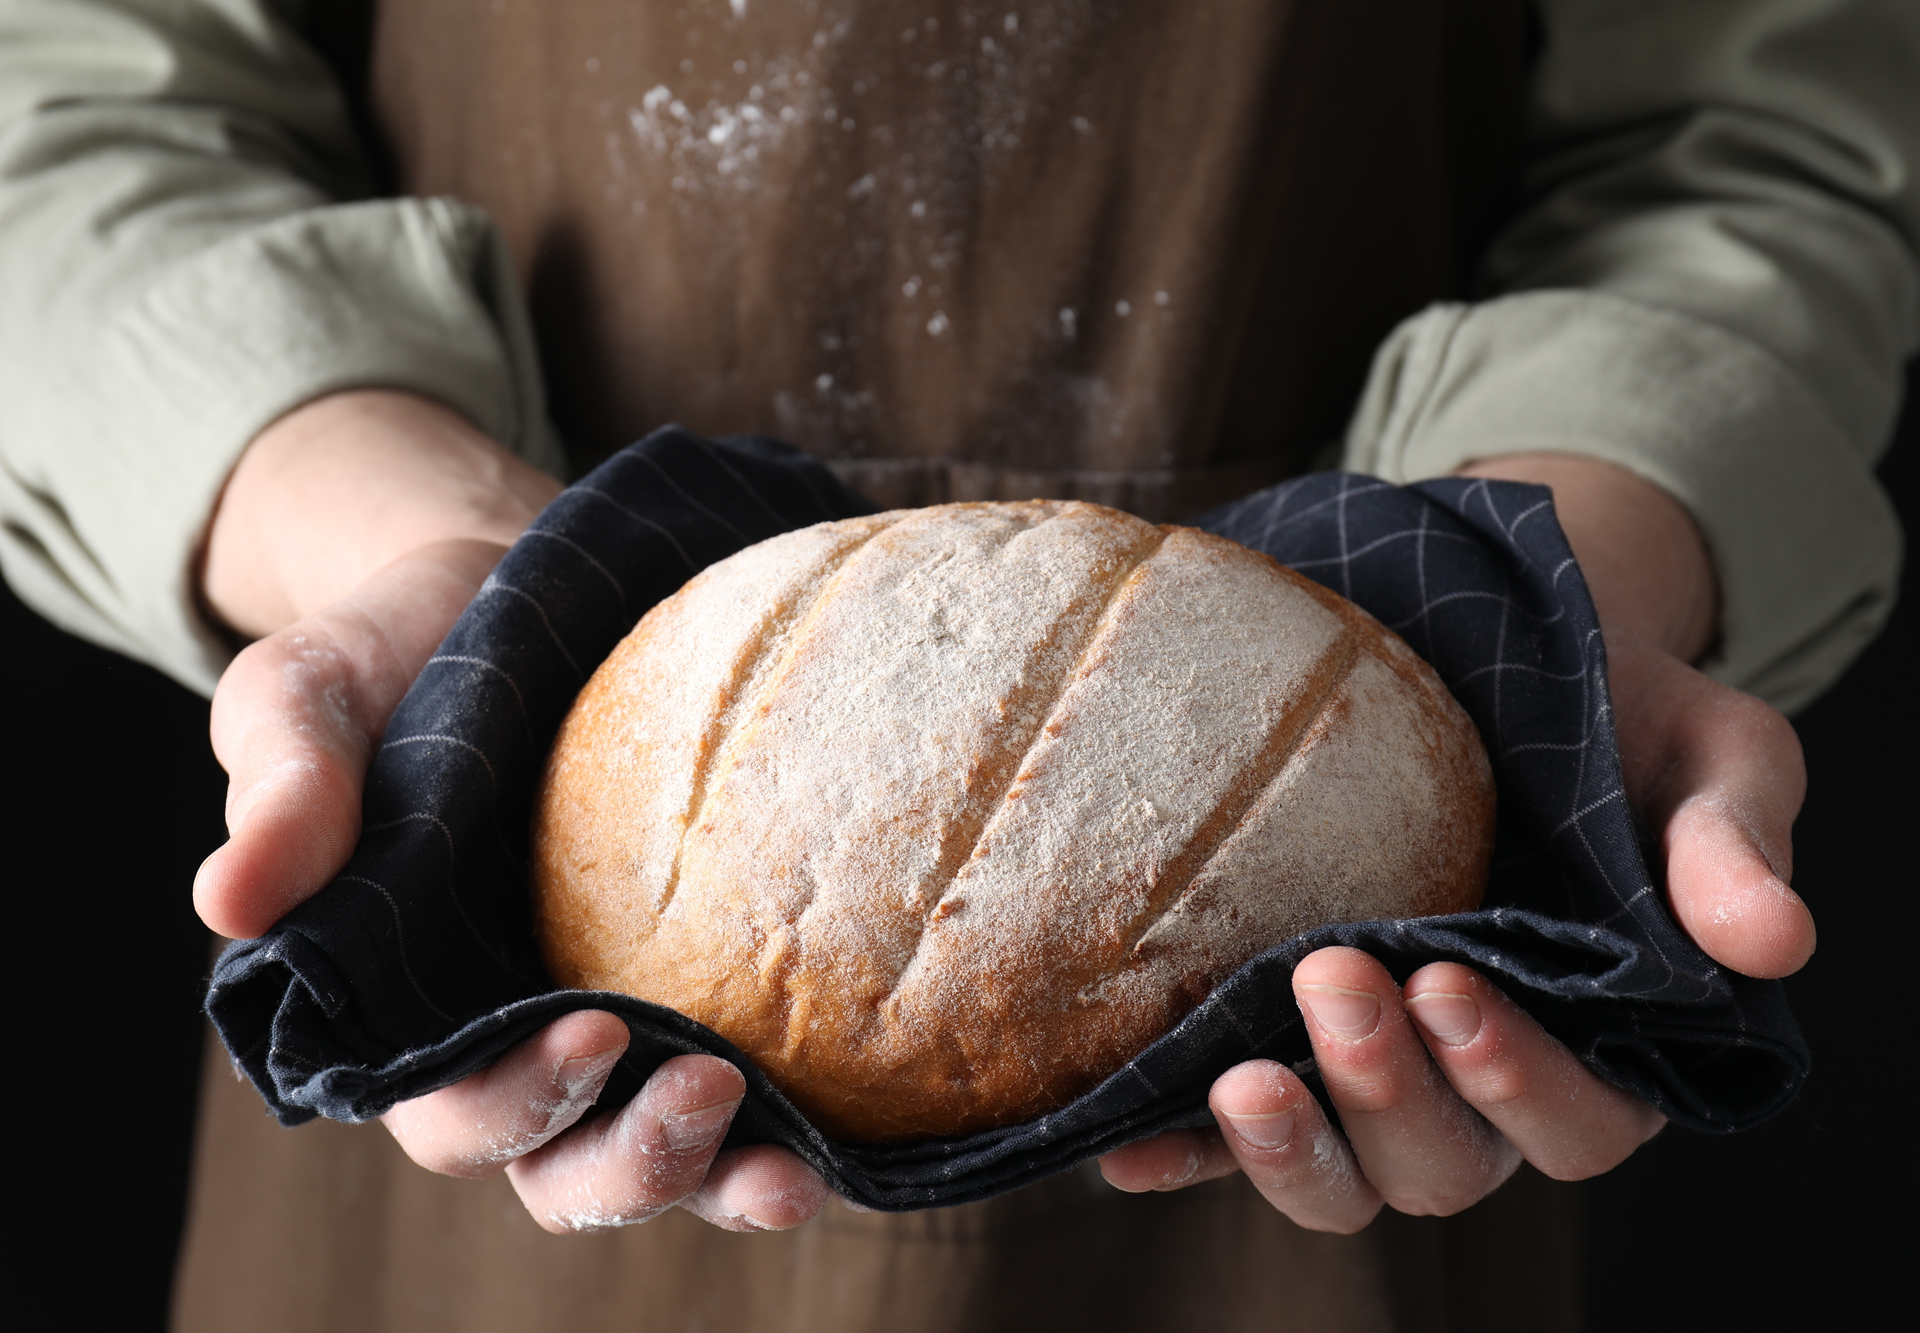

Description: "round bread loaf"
532 500 1493 1141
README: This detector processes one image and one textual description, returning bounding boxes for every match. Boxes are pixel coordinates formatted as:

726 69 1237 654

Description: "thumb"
1607 628 1814 979
1664 792 1814 980
194 540 506 938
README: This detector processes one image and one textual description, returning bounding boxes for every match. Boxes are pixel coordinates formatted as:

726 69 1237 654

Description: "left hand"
196 391 832 1233
1098 454 1815 1231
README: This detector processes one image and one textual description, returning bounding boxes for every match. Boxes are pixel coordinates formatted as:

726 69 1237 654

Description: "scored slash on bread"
532 501 1494 1142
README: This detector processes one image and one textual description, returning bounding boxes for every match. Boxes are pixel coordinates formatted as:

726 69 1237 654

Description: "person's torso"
362 0 1526 516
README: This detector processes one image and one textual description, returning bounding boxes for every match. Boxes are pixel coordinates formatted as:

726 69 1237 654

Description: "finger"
193 540 506 938
505 1053 752 1234
1210 1060 1382 1233
1403 965 1665 1179
382 1010 632 1176
1607 631 1815 978
1098 1126 1240 1194
1665 792 1814 979
679 1145 832 1232
1295 947 1520 1216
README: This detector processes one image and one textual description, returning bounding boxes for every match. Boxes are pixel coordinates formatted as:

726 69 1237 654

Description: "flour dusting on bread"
533 501 1494 1141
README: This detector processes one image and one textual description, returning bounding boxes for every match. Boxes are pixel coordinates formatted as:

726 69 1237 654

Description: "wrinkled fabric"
207 429 1807 1212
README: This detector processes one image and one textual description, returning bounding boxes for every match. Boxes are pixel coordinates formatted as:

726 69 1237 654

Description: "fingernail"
661 1098 738 1152
557 1048 622 1096
1298 985 1380 1040
1407 991 1481 1047
1224 1109 1296 1150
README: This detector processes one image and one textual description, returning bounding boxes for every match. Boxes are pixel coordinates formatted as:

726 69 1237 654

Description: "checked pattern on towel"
208 428 1807 1212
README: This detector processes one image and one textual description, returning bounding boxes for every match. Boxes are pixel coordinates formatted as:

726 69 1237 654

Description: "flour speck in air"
927 311 951 336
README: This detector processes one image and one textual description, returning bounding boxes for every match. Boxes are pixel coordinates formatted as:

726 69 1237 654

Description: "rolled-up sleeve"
1345 0 1917 713
0 0 562 695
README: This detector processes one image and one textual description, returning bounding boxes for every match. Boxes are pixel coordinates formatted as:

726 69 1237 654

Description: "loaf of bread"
532 500 1493 1141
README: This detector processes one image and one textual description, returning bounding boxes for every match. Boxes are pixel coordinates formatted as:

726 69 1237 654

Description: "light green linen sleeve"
0 0 564 695
1345 0 1917 713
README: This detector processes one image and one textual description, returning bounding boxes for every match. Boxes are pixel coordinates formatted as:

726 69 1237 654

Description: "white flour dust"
626 70 812 195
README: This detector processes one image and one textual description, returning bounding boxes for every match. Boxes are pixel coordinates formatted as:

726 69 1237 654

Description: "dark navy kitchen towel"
207 427 1808 1211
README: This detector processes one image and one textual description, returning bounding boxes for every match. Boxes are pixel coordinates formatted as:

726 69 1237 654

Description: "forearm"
1454 453 1715 663
0 0 562 690
1346 0 1916 713
204 391 562 638
1496 0 1919 460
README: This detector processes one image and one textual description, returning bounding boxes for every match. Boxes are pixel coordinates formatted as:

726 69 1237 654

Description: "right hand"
1098 454 1811 1228
194 390 829 1232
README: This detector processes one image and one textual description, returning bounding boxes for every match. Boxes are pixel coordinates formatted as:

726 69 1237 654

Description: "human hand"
194 390 828 1232
381 1010 826 1233
1462 454 1813 979
1100 946 1664 1230
1099 453 1812 1229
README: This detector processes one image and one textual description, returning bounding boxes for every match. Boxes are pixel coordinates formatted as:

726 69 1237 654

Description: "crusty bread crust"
532 501 1494 1141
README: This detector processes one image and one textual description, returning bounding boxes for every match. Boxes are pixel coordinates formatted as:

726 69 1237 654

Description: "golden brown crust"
532 501 1493 1142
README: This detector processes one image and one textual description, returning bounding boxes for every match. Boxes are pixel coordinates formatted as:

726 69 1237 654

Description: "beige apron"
177 3 1577 1327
